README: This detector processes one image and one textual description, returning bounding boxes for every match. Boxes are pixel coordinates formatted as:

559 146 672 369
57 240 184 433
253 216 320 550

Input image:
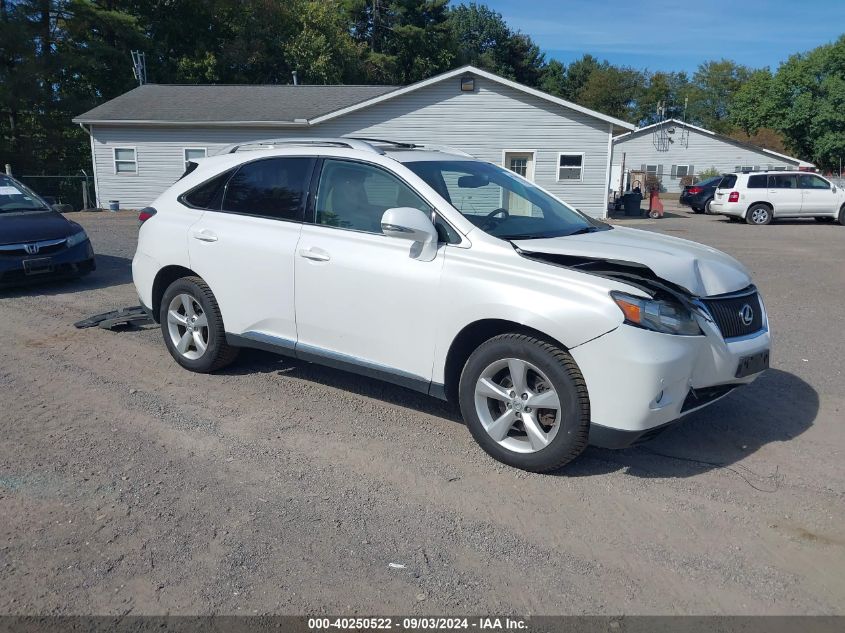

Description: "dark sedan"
679 176 723 214
0 174 95 286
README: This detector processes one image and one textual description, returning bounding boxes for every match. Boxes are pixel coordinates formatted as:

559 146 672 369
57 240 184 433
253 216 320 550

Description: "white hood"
513 226 752 297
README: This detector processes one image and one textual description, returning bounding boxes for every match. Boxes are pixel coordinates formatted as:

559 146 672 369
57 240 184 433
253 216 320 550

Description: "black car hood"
0 211 78 245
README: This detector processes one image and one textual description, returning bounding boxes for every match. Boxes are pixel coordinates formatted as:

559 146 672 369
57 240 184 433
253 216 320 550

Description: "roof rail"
348 137 475 158
219 137 385 155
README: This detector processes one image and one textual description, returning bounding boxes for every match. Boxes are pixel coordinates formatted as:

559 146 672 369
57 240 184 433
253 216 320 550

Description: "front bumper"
571 322 770 448
0 240 95 287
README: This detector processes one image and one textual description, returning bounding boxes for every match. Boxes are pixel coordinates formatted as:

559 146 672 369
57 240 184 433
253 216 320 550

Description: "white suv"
710 170 845 225
132 138 771 472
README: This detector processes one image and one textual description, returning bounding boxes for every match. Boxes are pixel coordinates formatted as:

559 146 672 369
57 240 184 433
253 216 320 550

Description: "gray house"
73 65 634 217
610 118 813 194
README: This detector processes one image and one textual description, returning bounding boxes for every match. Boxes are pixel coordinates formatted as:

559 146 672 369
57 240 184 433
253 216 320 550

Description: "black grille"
702 290 764 339
681 385 737 413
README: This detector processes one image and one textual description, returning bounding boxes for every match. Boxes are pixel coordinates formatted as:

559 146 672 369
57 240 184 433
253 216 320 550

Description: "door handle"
192 229 218 242
298 247 330 262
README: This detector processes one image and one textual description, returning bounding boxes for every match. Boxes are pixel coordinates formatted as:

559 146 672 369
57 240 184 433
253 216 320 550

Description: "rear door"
798 174 836 215
766 174 802 216
187 156 315 345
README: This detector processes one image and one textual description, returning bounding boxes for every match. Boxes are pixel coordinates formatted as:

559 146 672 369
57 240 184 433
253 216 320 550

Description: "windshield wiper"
566 226 602 236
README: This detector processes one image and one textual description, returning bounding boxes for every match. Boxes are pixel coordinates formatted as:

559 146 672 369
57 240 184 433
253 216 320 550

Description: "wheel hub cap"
473 357 563 454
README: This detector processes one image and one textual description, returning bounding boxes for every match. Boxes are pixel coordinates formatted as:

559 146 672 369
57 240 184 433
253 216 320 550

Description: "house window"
675 165 689 178
113 147 137 174
557 153 584 181
184 148 207 169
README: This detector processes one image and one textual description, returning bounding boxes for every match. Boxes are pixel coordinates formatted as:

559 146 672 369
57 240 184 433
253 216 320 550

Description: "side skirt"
226 332 447 401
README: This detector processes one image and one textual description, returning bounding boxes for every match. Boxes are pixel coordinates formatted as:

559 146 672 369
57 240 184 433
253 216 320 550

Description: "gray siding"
611 125 800 193
89 74 613 216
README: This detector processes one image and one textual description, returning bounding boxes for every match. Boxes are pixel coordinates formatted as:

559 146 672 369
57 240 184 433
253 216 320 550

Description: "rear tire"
458 333 590 473
160 276 239 373
705 198 713 214
746 204 772 225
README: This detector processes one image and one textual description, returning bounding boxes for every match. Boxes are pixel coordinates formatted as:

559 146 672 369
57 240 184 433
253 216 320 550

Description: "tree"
728 69 774 135
687 59 752 134
765 35 845 171
633 70 693 126
447 3 544 86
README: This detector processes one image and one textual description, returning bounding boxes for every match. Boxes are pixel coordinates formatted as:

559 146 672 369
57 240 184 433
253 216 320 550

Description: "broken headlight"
611 291 702 336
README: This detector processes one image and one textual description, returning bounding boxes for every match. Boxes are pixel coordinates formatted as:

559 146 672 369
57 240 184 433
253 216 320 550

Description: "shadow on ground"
223 350 815 479
0 254 132 298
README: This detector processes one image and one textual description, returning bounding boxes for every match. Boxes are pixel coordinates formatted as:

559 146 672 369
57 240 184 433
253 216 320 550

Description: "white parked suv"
132 138 771 472
710 170 845 225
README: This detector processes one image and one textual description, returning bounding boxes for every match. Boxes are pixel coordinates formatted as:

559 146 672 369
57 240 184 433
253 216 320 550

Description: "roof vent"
460 76 475 92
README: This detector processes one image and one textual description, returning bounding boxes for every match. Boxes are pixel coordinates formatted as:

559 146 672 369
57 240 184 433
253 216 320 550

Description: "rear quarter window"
747 175 767 188
718 175 737 189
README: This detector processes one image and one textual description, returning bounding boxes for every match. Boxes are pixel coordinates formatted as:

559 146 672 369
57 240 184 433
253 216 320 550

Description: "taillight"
688 186 702 194
138 207 157 226
728 191 740 203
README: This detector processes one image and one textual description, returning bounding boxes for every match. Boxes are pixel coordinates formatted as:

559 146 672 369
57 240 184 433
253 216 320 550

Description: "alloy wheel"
166 293 209 360
473 357 562 453
750 208 770 224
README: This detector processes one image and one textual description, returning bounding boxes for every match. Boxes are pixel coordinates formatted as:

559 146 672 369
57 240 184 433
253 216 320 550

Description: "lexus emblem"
24 244 39 255
738 304 754 326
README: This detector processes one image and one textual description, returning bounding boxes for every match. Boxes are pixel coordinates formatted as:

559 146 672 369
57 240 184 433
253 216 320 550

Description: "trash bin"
108 200 120 212
623 193 642 216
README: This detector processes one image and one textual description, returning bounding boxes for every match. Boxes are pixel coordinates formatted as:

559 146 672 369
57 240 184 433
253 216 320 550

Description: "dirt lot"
1 209 844 616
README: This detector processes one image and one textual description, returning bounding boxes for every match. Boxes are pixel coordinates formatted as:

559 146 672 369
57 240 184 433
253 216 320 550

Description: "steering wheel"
480 207 509 230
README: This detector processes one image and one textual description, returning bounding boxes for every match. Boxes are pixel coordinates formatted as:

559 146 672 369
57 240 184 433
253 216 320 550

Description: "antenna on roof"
679 96 690 148
131 51 147 86
653 101 669 151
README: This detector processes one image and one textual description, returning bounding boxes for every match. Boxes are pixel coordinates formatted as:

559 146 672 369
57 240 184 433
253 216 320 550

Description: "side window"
181 169 235 210
315 160 432 234
222 157 314 220
747 175 767 188
799 174 830 189
768 174 797 189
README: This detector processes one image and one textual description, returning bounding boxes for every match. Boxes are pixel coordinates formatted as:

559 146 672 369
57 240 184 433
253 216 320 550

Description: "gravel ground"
0 208 843 616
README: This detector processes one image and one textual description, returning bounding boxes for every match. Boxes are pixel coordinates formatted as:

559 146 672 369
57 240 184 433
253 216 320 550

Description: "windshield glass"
0 175 50 214
403 159 608 239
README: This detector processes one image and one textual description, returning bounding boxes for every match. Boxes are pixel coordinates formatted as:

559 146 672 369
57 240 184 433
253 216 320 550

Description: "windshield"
0 175 50 214
404 159 608 239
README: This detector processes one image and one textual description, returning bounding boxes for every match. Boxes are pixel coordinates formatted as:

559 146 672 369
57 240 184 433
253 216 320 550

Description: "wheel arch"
747 200 773 215
441 319 570 405
151 265 202 323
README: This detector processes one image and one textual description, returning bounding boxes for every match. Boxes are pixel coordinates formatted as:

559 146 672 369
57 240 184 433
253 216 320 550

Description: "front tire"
458 334 590 473
746 204 773 225
160 276 239 373
838 205 845 226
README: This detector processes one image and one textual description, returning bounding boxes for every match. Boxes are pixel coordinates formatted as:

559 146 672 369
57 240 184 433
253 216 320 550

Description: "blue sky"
478 0 845 73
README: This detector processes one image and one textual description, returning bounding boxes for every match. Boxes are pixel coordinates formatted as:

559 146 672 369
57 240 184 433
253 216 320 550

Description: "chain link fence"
17 174 95 212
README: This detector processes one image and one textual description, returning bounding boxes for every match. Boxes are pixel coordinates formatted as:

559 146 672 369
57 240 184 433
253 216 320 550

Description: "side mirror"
381 207 439 261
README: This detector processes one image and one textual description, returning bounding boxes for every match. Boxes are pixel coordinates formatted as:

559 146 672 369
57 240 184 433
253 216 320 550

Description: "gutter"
70 118 312 128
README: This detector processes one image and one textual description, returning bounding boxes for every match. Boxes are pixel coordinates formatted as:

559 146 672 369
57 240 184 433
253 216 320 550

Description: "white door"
294 159 445 383
798 173 836 215
503 152 535 216
188 156 315 345
766 174 802 216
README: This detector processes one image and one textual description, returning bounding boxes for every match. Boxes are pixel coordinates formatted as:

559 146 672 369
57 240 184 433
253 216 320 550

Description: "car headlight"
66 229 88 248
611 291 702 336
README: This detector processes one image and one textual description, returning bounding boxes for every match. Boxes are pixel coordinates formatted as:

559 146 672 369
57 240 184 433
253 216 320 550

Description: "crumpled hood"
513 226 752 297
0 211 77 245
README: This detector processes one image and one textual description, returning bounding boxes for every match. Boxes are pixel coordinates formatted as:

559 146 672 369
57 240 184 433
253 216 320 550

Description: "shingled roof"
74 84 400 124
